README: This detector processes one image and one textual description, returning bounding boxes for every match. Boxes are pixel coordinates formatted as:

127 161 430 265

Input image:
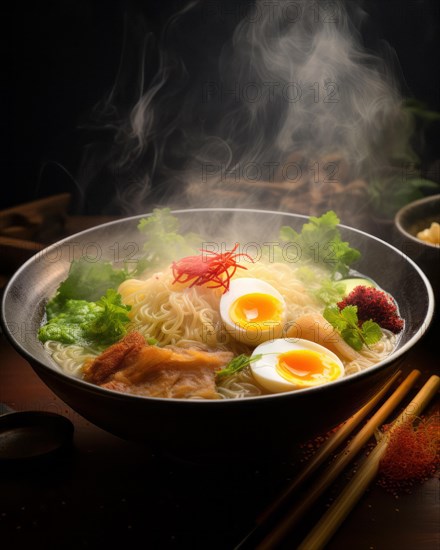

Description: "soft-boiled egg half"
220 278 287 346
250 338 345 393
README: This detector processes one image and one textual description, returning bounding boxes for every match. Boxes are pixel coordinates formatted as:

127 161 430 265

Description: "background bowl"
1 209 435 459
394 194 440 304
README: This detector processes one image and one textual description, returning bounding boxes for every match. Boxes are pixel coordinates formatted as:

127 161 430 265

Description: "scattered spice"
378 415 440 495
337 286 404 334
171 243 252 293
299 425 341 463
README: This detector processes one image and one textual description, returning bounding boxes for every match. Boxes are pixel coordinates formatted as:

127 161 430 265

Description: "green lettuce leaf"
39 290 131 347
47 258 128 319
135 208 201 274
279 211 361 278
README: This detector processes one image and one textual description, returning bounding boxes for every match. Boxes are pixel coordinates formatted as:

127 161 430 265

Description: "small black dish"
0 407 74 463
394 194 440 304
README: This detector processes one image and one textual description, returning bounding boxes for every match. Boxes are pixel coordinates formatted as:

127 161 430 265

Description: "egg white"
250 338 345 393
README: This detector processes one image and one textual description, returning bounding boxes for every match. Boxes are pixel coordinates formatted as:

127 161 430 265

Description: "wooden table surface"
0 318 438 549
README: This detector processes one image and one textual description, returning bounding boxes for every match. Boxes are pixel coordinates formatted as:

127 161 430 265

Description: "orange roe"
378 415 440 495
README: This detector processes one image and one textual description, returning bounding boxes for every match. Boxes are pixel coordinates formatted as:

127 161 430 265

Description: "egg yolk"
276 349 342 386
229 293 283 331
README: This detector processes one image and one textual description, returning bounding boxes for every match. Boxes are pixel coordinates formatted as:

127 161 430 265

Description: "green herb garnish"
86 290 132 345
296 266 317 284
216 354 262 380
323 305 382 351
279 211 361 278
313 279 346 305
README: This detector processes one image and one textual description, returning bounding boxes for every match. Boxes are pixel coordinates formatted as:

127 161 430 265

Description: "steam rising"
79 0 411 225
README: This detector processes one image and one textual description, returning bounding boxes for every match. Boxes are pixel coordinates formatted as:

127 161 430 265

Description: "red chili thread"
337 286 404 333
171 243 253 293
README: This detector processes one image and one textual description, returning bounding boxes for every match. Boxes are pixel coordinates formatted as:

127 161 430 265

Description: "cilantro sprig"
323 305 382 351
216 354 262 380
86 290 132 345
313 279 346 305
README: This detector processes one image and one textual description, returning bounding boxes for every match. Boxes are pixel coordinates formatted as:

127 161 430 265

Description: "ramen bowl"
1 209 435 459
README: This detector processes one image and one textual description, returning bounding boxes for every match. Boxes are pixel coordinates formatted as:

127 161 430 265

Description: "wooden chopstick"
252 369 421 550
297 374 440 550
257 369 402 524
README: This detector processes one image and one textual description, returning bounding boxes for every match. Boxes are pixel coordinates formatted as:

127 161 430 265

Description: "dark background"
5 0 440 214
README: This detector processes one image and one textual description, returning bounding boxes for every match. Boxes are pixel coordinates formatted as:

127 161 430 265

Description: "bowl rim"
1 207 435 405
394 194 440 249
